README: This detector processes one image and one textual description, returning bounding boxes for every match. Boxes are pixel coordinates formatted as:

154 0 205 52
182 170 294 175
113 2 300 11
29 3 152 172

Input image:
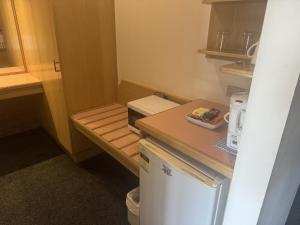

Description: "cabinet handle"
53 60 61 72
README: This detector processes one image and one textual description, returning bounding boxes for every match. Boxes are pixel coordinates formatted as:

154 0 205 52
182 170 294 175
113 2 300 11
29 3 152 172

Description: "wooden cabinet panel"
208 2 266 51
14 0 72 151
14 0 118 156
52 0 119 155
53 0 118 114
0 0 25 70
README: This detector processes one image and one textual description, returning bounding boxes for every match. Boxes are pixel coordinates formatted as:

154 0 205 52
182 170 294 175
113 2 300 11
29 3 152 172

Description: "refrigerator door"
140 139 227 225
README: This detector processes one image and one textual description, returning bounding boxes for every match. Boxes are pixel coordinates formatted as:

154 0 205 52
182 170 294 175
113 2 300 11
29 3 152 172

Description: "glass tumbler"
215 31 230 52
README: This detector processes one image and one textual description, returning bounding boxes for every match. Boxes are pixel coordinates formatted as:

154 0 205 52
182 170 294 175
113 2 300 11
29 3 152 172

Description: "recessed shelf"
198 49 251 60
0 74 43 101
203 0 266 4
220 63 254 78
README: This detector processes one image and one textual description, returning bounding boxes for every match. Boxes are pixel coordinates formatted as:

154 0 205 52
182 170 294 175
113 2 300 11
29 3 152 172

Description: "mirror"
0 0 26 75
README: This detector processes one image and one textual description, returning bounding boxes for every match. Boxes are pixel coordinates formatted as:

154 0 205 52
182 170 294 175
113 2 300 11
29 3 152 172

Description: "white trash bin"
126 188 140 225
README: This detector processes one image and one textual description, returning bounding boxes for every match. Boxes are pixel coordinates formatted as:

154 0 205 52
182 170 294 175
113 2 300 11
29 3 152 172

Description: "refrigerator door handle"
181 167 217 188
141 139 220 188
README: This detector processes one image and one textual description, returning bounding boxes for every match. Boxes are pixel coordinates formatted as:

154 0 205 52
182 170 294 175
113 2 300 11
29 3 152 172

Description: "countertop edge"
136 119 234 178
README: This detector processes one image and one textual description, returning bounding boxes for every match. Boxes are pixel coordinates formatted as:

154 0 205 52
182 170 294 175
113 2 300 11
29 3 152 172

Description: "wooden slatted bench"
71 103 140 176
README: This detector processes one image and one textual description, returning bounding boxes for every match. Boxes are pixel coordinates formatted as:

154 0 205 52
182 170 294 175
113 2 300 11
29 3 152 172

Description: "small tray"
185 114 226 130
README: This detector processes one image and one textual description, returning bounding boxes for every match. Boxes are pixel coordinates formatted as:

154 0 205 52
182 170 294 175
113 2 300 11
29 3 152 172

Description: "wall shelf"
201 1 266 61
220 63 254 78
198 49 251 60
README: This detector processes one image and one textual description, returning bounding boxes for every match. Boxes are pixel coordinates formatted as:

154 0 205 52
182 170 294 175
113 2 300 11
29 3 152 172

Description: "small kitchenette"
1 0 299 224
122 96 239 225
71 92 240 225
137 99 235 178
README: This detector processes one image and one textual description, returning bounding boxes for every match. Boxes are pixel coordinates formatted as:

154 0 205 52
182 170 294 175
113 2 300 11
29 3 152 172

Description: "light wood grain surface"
53 0 118 114
118 80 191 106
221 63 254 78
0 0 26 73
72 104 141 176
198 49 250 60
0 74 41 89
51 0 119 155
137 99 236 178
203 0 266 4
0 74 43 100
0 66 26 76
14 0 73 152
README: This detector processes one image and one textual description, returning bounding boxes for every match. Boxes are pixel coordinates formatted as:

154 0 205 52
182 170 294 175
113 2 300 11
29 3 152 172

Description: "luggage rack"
71 103 140 176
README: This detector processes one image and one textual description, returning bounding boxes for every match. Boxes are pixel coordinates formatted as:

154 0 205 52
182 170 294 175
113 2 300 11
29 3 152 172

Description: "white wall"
223 1 300 225
257 78 300 225
114 0 252 105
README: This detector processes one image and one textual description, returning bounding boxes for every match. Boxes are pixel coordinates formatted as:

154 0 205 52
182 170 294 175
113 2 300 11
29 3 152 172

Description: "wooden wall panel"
14 0 72 151
12 0 118 157
207 2 266 52
53 0 118 114
118 80 191 105
52 0 118 155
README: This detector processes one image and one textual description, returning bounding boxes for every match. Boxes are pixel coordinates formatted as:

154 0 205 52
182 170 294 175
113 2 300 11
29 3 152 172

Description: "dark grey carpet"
0 129 63 176
0 154 138 225
0 129 138 225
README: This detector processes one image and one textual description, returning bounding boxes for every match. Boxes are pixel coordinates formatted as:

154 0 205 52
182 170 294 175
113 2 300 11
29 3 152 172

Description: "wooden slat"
117 80 190 106
198 49 250 60
73 103 123 120
121 142 140 157
94 119 128 136
102 127 132 142
111 133 140 149
72 115 139 177
0 74 41 90
132 154 140 164
221 63 254 78
79 107 127 124
72 103 142 176
86 112 128 130
203 0 266 4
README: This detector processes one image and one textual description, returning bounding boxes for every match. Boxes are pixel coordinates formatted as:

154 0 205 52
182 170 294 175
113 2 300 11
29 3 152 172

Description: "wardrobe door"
53 0 118 115
15 0 72 151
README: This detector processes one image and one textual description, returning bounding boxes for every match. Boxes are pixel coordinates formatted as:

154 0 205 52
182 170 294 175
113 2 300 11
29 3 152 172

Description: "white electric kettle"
224 92 249 151
247 41 259 65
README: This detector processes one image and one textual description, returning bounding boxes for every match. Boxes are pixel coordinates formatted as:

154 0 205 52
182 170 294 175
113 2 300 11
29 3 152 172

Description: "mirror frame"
0 0 27 76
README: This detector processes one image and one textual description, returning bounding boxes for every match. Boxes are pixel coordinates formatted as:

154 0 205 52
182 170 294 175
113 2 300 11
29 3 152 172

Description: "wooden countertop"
0 74 43 100
136 99 236 178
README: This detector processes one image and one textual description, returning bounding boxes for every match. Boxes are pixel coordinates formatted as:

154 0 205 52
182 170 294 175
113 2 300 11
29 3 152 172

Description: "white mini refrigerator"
139 138 230 225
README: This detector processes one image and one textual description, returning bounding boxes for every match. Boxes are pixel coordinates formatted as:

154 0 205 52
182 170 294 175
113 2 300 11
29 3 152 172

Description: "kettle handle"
224 109 244 134
224 112 230 123
247 41 259 57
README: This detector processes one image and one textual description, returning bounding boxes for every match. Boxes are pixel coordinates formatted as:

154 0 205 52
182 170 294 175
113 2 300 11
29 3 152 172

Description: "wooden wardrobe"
14 0 118 160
